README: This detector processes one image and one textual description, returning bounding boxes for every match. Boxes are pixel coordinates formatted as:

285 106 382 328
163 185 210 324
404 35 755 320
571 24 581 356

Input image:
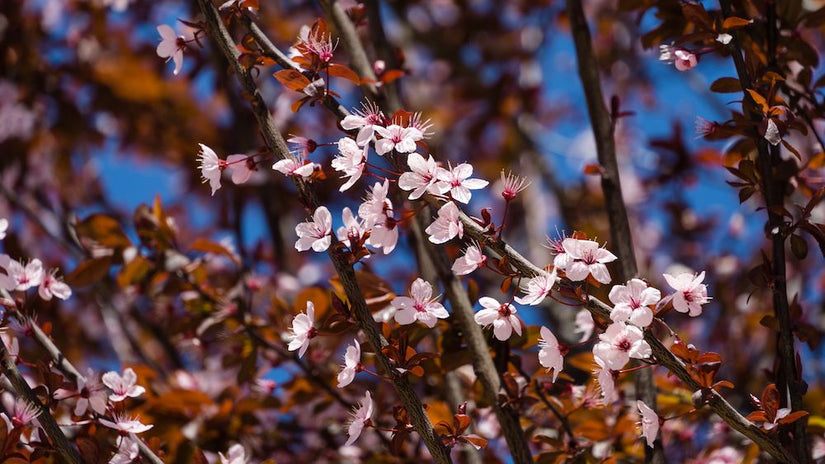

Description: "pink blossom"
637 400 660 447
592 322 651 370
452 243 486 276
219 443 248 464
102 368 146 402
425 201 463 244
156 25 184 75
515 270 557 306
1 258 43 292
436 162 489 204
358 180 398 254
366 219 398 255
500 170 530 201
561 238 617 284
538 326 563 382
99 414 153 434
331 137 367 191
197 144 223 196
764 118 781 146
336 207 367 249
337 339 360 388
110 436 140 464
38 269 71 301
398 153 446 200
0 218 7 240
295 23 337 64
473 297 522 341
608 279 660 328
272 156 317 179
295 206 332 252
340 102 386 146
225 154 255 184
594 356 617 404
345 391 374 446
374 125 423 155
674 49 698 71
2 394 40 428
288 301 316 358
392 278 449 328
54 369 107 416
574 309 594 342
663 271 709 317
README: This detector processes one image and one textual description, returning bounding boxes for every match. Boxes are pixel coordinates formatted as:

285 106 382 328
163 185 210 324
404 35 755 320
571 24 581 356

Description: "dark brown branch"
194 2 452 462
564 2 665 463
718 1 807 461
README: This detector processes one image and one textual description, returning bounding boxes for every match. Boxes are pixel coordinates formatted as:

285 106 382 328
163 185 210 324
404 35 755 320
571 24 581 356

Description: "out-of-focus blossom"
594 357 617 404
436 162 488 204
674 49 698 71
637 400 660 447
425 201 463 244
288 301 316 358
102 368 146 402
345 391 374 446
515 270 557 306
38 269 71 301
219 443 248 464
663 271 709 317
197 144 223 195
109 435 139 464
272 156 317 179
592 322 651 370
54 369 107 416
1 258 43 292
392 278 449 328
574 309 594 342
608 279 659 328
374 125 422 155
156 25 185 75
1 394 40 428
295 206 333 252
716 33 733 44
474 297 522 341
224 154 256 184
337 339 360 388
331 137 367 191
452 243 486 276
0 218 7 240
538 326 563 382
561 238 617 284
764 118 781 146
398 153 445 200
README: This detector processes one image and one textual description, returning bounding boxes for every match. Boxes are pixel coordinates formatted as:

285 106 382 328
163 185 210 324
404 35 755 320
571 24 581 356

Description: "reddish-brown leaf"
274 69 312 92
327 63 360 84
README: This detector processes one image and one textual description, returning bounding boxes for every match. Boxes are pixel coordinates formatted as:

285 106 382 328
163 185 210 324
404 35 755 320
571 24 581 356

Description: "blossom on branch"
663 271 709 317
331 137 367 191
560 238 617 284
295 206 332 252
288 301 316 358
392 278 449 328
345 391 374 446
374 124 422 155
156 25 185 75
436 162 488 204
398 153 446 200
341 102 386 146
538 326 563 382
38 269 71 301
0 258 43 292
337 339 360 388
425 201 463 244
102 367 146 402
99 414 153 434
608 279 660 328
452 243 486 276
637 400 660 448
515 270 557 306
592 322 651 370
474 297 522 341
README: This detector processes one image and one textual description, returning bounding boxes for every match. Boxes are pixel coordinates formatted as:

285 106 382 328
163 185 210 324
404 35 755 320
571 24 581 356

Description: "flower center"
617 338 632 352
497 304 511 317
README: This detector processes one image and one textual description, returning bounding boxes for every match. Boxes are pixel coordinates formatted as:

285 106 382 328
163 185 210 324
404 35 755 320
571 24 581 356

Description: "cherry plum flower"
374 124 422 155
54 369 107 416
219 443 248 464
573 308 594 342
156 25 185 75
452 243 486 276
331 137 367 191
674 49 698 71
358 180 398 254
0 218 7 240
425 201 463 244
561 238 617 284
345 391 374 446
341 102 386 146
398 153 446 200
608 279 660 328
225 154 256 185
500 170 530 201
1 258 43 292
38 269 71 301
538 326 563 382
1 394 40 428
288 301 316 358
392 278 449 328
99 414 153 434
197 144 224 195
473 297 522 341
273 156 317 179
294 206 332 252
515 270 557 306
337 339 360 388
663 271 709 317
637 400 660 447
593 356 617 404
592 322 651 370
336 207 367 249
436 162 489 204
110 436 140 464
102 368 146 402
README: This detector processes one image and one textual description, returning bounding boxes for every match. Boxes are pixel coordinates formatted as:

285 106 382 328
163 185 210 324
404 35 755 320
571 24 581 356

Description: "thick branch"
564 3 664 463
195 2 452 461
